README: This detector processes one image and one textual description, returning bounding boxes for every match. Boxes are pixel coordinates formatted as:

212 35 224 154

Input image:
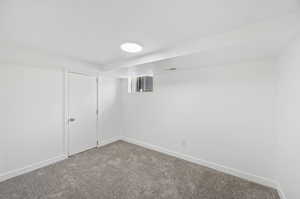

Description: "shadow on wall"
276 37 300 199
100 77 122 141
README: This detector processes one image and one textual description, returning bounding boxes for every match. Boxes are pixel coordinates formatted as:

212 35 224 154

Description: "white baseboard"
0 137 286 199
0 136 121 183
0 154 67 183
276 183 287 199
98 136 122 147
122 137 279 189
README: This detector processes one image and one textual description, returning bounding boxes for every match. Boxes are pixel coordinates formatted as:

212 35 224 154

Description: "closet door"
68 73 97 155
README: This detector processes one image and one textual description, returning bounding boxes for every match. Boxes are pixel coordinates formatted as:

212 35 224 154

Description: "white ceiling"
1 0 299 72
106 12 300 77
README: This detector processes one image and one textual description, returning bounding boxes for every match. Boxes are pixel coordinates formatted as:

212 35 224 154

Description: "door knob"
69 118 76 122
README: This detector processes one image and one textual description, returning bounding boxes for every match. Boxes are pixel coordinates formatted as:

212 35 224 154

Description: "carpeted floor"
0 141 279 199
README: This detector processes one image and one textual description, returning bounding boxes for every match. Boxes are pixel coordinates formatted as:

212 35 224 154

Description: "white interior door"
68 73 98 156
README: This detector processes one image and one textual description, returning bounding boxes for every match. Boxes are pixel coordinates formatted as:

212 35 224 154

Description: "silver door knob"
69 118 76 122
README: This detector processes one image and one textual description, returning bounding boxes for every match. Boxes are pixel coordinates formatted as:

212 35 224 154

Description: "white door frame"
63 69 99 157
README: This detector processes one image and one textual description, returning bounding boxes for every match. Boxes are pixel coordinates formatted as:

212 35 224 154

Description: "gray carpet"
0 141 279 199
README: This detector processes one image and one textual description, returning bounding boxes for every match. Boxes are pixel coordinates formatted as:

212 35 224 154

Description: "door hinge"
96 109 99 115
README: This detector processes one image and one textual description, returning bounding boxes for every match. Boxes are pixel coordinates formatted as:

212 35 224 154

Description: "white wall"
1 40 299 198
276 38 300 199
0 61 122 181
0 65 64 177
121 59 278 183
99 77 122 143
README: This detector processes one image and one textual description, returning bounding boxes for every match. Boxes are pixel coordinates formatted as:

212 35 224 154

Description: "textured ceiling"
0 0 299 71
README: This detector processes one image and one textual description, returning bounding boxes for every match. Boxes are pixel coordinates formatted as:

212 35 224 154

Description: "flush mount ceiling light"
120 42 143 53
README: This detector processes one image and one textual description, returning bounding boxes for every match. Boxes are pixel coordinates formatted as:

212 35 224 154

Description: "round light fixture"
120 42 143 53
